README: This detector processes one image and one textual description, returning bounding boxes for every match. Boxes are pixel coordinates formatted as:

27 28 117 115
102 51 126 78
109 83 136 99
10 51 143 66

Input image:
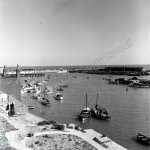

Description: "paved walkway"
0 108 17 150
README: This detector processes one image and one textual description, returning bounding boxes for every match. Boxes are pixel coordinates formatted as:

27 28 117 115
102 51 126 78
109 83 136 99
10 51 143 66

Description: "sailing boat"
41 91 50 105
91 93 111 120
78 93 91 121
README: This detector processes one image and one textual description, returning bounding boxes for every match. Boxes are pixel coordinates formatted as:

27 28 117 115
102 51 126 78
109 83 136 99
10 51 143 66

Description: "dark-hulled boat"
136 133 150 145
57 87 64 91
78 93 91 121
91 93 111 120
59 85 68 88
27 105 35 109
41 92 50 105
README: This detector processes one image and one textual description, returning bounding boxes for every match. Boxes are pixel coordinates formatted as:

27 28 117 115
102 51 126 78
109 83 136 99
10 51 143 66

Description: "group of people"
6 102 15 116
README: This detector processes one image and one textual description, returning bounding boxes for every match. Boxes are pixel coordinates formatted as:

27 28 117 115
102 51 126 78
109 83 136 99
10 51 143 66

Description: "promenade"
0 107 17 150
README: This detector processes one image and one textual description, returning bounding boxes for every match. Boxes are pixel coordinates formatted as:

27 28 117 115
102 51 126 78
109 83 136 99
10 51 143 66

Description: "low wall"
0 92 28 114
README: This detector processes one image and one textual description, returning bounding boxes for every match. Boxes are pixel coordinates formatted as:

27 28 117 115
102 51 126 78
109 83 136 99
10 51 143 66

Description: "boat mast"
86 93 87 110
96 93 98 105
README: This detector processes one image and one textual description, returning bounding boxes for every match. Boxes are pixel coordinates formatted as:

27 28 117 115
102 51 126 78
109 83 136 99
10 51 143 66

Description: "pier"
68 66 149 75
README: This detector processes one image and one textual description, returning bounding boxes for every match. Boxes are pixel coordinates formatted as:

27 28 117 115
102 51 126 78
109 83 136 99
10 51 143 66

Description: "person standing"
6 103 10 116
6 103 9 111
10 102 15 116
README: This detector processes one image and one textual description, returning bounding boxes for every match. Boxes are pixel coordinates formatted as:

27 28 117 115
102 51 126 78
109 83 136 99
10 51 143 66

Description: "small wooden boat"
27 105 35 109
78 93 91 121
41 92 50 105
41 98 50 105
136 133 150 145
91 93 111 120
59 85 68 88
55 93 63 100
56 87 64 91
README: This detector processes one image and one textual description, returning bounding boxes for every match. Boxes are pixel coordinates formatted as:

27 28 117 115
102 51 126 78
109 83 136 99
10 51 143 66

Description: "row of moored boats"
78 93 111 121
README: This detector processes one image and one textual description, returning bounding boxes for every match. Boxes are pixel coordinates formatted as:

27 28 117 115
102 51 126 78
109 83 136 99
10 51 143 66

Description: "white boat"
33 94 40 99
57 68 67 73
21 89 27 94
129 80 140 87
45 87 53 94
78 93 91 121
34 87 41 94
41 80 47 85
55 93 63 100
36 81 43 86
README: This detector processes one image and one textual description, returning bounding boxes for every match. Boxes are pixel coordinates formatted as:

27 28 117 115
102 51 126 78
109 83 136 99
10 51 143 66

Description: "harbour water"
20 67 150 150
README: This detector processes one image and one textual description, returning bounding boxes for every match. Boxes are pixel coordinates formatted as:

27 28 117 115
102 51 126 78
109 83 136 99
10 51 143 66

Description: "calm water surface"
23 73 150 150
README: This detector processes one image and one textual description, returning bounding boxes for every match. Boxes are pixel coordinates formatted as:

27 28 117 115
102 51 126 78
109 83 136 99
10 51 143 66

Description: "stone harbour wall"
0 78 21 101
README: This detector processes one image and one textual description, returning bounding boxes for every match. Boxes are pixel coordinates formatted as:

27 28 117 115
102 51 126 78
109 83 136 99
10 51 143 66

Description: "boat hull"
28 106 35 109
55 97 63 100
91 105 111 120
78 107 91 121
136 133 150 145
41 98 50 105
91 110 111 120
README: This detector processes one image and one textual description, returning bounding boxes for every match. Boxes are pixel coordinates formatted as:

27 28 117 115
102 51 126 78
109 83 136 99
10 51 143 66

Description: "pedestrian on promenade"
9 102 15 116
6 103 9 111
6 103 10 116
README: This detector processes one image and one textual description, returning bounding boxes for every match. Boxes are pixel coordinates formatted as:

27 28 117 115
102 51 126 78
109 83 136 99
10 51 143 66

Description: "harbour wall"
0 78 21 101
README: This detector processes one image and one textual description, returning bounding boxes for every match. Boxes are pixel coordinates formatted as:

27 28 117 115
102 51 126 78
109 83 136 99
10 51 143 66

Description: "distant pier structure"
69 66 145 75
0 65 45 78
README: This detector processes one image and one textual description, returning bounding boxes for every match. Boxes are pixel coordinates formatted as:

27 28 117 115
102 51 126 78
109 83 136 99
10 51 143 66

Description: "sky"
0 0 150 66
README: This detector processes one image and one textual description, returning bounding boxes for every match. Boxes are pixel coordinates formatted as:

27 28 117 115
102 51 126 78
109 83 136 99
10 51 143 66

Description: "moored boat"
78 93 91 121
55 93 63 100
41 98 50 105
41 92 50 105
44 87 53 94
136 133 150 145
91 93 111 120
78 107 91 121
134 83 149 88
56 87 64 91
59 85 68 88
27 105 35 109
